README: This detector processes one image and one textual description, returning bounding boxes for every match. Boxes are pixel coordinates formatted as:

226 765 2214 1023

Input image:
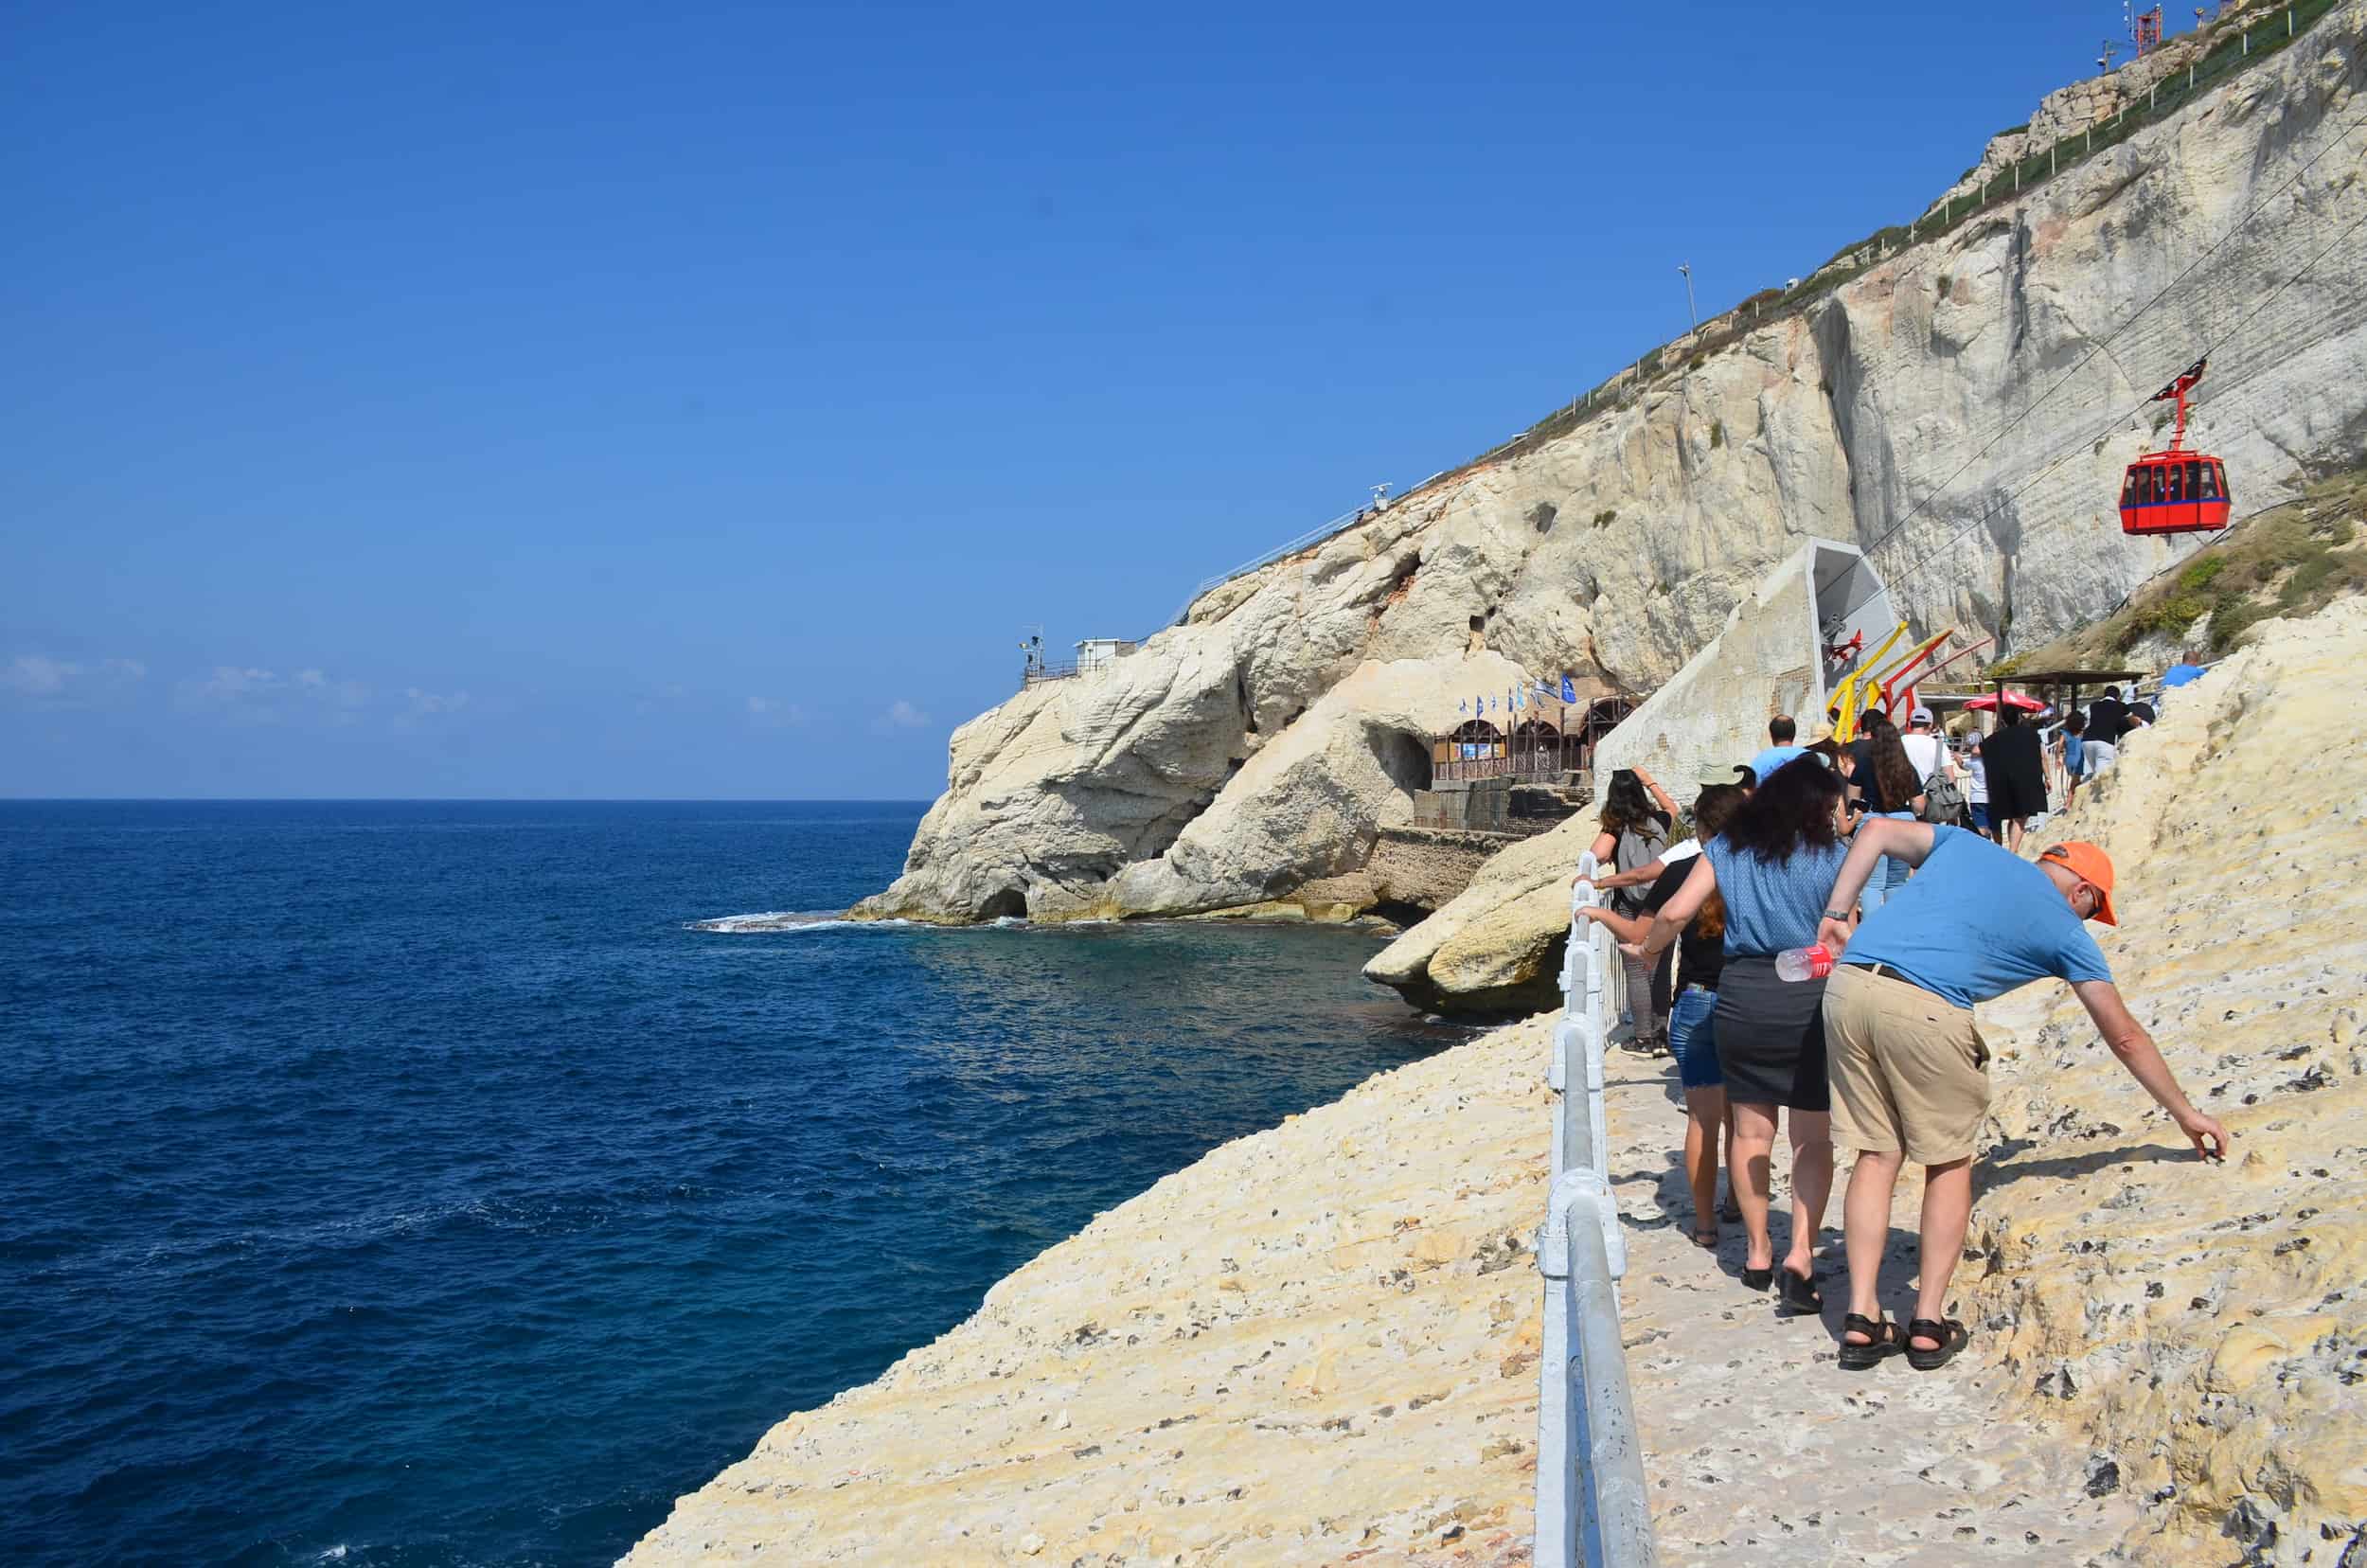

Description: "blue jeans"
1860 810 1917 913
1668 986 1722 1089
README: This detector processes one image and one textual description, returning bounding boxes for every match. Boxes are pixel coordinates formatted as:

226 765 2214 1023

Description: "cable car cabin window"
2215 460 2231 501
2141 467 2160 505
2185 460 2202 499
2165 466 2183 503
2199 464 2219 499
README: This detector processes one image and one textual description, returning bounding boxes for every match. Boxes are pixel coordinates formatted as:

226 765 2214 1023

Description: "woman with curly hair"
1850 717 1929 913
1584 766 1678 1051
1580 781 1748 1247
1626 757 1848 1312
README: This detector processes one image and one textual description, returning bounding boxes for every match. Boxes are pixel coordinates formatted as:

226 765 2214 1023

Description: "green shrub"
1593 508 1617 527
2210 599 2262 654
1710 420 1725 449
2178 556 2226 591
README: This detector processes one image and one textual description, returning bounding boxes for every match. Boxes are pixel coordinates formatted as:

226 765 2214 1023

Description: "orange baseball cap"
2039 842 2118 925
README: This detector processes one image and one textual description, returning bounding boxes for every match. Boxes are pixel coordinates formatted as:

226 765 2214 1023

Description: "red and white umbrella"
1964 690 2050 713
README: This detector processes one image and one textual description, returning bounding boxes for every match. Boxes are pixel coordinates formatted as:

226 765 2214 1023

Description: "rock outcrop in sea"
637 595 2367 1564
854 7 2366 932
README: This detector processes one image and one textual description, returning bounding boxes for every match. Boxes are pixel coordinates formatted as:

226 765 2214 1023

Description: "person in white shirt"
1962 738 1991 838
1899 705 1948 790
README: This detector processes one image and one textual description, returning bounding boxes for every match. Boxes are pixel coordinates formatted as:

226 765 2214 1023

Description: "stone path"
1596 1041 2144 1567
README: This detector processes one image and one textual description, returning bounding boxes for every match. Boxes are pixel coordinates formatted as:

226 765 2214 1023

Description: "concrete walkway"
1597 1040 2141 1567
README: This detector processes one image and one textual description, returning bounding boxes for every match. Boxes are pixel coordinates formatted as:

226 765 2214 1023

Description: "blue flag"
1458 698 1468 714
1560 674 1577 704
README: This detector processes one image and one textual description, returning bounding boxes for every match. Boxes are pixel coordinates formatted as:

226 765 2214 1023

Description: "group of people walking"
1575 704 2229 1371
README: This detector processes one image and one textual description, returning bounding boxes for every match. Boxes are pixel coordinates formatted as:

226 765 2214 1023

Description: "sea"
0 800 1466 1567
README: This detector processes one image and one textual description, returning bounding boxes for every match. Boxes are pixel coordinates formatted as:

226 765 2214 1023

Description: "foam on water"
689 910 1035 934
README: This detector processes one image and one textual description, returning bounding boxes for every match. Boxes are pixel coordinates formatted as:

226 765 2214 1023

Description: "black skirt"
1712 954 1830 1111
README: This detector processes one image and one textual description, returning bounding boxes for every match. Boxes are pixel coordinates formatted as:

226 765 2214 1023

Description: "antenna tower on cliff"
2127 0 2163 54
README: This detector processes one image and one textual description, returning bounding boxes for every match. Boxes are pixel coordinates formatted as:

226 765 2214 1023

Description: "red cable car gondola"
2120 357 2232 537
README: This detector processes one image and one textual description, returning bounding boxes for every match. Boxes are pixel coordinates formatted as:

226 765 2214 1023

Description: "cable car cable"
1846 112 2367 570
1824 197 2367 632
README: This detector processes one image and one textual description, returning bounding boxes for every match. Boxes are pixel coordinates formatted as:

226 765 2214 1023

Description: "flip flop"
1838 1313 1904 1371
1690 1224 1719 1250
1906 1317 1969 1371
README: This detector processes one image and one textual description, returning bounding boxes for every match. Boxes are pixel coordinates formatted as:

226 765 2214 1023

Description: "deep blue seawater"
0 801 1464 1567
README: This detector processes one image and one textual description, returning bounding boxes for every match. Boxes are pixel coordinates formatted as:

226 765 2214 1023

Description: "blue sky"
5 0 2141 798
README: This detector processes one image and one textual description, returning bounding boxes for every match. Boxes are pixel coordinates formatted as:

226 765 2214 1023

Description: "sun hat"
2038 842 2118 925
1697 762 1748 787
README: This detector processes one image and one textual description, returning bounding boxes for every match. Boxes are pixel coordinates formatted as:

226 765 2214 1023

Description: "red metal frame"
2133 5 2162 55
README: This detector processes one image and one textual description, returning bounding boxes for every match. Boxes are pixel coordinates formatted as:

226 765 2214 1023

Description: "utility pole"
1677 262 1699 332
2098 38 2119 72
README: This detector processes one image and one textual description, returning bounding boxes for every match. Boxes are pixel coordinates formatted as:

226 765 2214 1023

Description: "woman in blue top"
1628 757 1849 1311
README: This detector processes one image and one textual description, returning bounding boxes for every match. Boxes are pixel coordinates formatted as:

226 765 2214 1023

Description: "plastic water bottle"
1775 943 1835 982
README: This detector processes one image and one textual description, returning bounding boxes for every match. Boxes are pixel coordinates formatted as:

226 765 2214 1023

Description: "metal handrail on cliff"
1534 851 1659 1568
1160 502 1377 630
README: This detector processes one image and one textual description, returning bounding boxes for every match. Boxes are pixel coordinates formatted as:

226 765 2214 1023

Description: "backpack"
1920 770 1967 825
1611 821 1668 915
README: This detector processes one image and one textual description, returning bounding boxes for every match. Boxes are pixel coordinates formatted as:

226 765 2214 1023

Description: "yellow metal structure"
1824 621 1909 742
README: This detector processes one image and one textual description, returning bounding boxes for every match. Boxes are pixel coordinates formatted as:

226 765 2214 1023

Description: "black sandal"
1905 1317 1969 1371
1740 1264 1773 1291
1838 1313 1903 1370
1690 1224 1719 1250
1775 1265 1824 1316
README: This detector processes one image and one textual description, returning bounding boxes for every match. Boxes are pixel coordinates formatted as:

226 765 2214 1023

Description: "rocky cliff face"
642 596 2367 1566
857 10 2367 925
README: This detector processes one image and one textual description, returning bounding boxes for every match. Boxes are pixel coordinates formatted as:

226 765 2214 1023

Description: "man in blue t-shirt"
1745 714 1808 785
1808 823 2230 1372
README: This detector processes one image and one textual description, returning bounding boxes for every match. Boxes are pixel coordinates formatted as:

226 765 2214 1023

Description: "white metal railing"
1535 851 1659 1567
1161 503 1373 631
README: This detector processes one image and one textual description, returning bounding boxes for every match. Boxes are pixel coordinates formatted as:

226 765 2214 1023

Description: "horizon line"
0 795 939 806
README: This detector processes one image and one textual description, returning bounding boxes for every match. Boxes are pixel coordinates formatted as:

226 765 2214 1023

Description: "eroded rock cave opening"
976 887 1027 920
1369 728 1433 796
1367 899 1433 931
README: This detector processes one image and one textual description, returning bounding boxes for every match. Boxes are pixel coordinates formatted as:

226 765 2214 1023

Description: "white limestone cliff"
855 8 2367 928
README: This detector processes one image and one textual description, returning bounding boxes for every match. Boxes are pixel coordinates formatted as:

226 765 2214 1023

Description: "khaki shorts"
1822 963 1991 1165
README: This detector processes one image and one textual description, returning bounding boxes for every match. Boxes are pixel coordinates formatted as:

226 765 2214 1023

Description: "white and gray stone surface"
854 9 2367 930
635 596 2367 1566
